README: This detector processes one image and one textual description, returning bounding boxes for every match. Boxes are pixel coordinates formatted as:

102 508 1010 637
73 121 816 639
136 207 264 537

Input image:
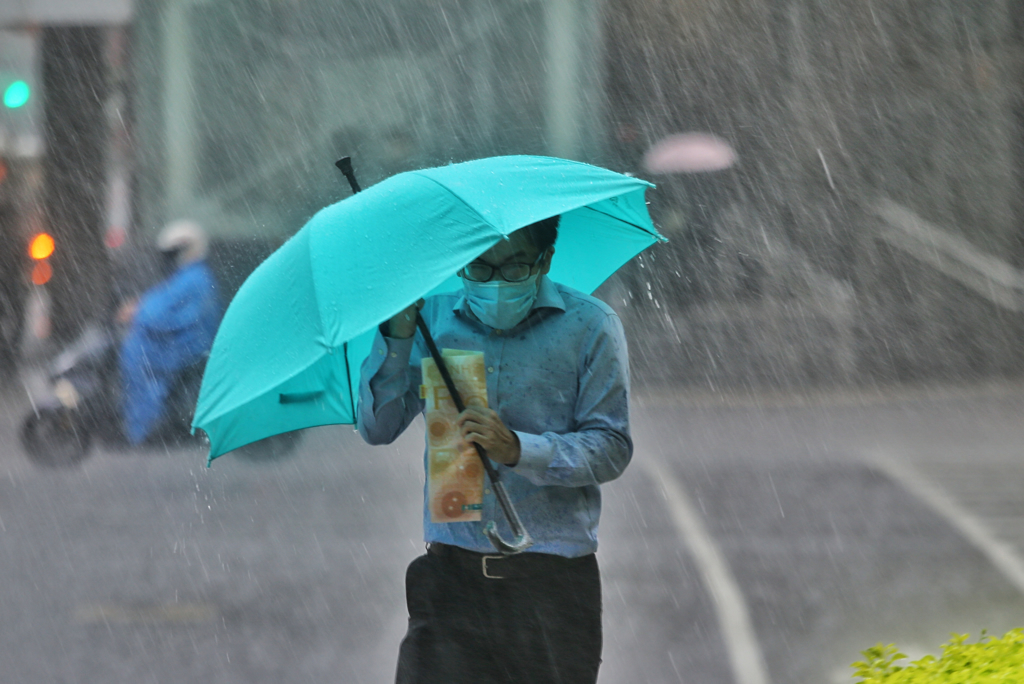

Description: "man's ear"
539 247 554 276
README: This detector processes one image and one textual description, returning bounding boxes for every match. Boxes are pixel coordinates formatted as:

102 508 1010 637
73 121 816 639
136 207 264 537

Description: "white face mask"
462 274 540 330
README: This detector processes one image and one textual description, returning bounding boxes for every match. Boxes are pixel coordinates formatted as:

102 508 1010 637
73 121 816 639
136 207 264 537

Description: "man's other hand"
456 406 521 466
116 298 139 325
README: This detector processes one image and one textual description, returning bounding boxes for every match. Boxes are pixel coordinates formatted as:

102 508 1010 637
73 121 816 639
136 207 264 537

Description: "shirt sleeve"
510 312 632 487
357 327 425 445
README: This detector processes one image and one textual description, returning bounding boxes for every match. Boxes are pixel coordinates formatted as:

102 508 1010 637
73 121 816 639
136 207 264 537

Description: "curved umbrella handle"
484 480 534 554
415 313 534 555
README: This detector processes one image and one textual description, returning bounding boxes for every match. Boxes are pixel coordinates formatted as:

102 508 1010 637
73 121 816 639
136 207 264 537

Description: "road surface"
1 381 1022 683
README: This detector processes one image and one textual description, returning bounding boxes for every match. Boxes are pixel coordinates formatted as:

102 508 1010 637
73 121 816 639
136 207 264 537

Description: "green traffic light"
3 81 30 108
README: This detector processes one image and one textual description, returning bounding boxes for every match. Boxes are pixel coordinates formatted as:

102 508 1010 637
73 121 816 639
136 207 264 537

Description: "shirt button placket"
489 333 505 404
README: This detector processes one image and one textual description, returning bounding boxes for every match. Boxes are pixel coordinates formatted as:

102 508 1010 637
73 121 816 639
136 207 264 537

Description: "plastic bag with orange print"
420 350 487 523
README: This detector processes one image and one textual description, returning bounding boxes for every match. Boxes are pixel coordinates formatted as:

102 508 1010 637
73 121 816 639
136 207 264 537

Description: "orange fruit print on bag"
421 350 487 523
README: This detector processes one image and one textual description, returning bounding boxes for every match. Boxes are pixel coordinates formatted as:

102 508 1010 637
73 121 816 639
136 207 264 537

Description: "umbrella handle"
415 313 534 555
484 482 534 554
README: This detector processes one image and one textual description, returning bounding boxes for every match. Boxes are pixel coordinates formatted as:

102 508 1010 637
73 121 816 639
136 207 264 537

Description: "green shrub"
852 628 1024 683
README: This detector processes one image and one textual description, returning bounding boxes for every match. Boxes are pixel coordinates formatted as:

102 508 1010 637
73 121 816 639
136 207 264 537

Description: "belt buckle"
481 555 505 579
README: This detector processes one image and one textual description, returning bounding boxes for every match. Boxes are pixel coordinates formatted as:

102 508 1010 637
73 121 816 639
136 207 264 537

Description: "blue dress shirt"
358 275 632 558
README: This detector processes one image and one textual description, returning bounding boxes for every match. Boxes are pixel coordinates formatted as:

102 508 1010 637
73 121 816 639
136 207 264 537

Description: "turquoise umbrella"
193 155 664 463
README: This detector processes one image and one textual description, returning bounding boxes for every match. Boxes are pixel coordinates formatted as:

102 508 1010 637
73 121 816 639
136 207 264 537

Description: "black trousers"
395 544 602 684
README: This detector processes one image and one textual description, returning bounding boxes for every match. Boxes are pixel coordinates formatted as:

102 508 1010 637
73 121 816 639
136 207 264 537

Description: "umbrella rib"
343 341 356 428
303 221 332 345
411 169 662 240
578 204 667 241
407 172 505 234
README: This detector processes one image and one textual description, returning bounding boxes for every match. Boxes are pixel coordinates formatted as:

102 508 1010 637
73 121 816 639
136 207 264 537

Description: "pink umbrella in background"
643 133 737 174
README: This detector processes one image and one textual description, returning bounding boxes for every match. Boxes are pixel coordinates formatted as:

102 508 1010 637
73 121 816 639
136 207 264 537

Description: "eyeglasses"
461 252 545 283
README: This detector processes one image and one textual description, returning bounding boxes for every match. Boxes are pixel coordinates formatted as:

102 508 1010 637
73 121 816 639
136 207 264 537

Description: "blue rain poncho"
120 261 221 444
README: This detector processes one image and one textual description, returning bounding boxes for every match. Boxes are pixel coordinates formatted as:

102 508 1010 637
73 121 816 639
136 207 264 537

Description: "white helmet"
156 220 208 266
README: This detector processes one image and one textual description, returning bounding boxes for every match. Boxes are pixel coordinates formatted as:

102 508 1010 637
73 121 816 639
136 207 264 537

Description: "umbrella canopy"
194 155 664 462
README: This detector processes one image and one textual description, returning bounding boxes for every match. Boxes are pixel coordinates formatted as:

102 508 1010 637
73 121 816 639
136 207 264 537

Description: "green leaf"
850 628 1024 683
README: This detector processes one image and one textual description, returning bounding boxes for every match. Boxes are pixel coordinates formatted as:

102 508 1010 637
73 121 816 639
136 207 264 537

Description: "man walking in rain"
359 215 632 683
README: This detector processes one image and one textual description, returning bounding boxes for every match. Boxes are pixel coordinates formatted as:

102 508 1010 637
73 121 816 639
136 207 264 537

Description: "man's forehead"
475 230 538 263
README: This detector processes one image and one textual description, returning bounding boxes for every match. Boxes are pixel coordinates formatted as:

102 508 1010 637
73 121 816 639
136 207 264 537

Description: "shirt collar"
452 274 566 315
533 274 566 312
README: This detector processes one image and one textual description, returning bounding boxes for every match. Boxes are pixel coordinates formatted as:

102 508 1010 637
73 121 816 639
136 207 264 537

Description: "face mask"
462 273 540 330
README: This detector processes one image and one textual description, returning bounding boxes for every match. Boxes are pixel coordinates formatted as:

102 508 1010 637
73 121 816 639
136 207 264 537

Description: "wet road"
1 383 1023 683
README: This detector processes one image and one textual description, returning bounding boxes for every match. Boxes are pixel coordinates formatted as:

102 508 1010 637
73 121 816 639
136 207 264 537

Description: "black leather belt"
427 542 592 580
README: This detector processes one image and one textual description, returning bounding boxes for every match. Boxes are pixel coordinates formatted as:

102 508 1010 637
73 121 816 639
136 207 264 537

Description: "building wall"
132 0 607 242
606 0 1024 387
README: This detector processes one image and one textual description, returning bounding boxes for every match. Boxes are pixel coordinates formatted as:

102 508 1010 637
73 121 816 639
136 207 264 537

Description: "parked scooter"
20 323 300 467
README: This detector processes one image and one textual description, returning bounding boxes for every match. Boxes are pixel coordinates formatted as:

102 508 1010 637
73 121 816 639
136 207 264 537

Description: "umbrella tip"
335 156 362 194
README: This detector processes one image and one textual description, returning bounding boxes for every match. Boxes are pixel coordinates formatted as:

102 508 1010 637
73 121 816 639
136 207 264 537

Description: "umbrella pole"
415 313 533 555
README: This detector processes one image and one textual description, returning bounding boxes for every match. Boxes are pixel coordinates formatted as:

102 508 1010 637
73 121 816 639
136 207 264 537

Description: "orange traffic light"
29 233 55 260
31 260 52 285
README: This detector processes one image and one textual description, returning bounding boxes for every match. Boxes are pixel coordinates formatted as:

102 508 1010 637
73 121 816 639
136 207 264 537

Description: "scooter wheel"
20 409 93 467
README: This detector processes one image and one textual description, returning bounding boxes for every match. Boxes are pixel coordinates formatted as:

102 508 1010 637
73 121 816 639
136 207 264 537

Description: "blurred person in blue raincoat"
118 220 222 444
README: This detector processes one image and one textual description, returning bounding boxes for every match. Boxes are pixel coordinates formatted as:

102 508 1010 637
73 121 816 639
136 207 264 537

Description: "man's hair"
521 215 560 253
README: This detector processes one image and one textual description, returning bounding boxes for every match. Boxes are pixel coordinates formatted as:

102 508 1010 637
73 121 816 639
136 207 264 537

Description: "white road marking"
871 452 1024 596
643 456 772 684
